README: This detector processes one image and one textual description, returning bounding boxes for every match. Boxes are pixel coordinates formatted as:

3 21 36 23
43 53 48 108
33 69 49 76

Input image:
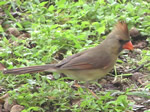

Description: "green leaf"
16 22 23 29
144 110 150 112
48 5 55 12
3 37 9 44
56 0 66 8
97 25 105 34
4 8 15 20
0 25 4 32
128 91 150 98
39 1 48 7
0 1 7 6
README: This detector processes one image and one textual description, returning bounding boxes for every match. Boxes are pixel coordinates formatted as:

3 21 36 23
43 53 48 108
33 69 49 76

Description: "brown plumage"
2 21 133 81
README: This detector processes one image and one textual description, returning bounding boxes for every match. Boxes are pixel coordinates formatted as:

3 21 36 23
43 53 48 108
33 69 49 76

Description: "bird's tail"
3 64 56 75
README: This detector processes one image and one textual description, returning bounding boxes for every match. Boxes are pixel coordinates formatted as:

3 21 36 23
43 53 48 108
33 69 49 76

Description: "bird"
2 21 133 83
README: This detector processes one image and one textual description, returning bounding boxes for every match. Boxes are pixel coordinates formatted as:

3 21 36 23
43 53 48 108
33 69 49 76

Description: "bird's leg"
85 82 99 99
73 81 99 99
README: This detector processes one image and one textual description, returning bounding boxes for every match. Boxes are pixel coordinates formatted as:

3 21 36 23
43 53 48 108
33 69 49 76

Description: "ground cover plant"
0 0 150 112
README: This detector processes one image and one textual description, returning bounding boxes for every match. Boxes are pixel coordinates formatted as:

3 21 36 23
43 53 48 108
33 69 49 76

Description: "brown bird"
2 22 133 83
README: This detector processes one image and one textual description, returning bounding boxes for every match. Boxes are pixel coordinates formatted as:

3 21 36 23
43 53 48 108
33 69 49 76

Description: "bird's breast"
59 68 113 81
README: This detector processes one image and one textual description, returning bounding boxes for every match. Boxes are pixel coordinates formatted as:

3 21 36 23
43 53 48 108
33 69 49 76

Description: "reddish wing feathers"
63 63 93 69
59 61 111 70
58 51 111 70
56 52 83 67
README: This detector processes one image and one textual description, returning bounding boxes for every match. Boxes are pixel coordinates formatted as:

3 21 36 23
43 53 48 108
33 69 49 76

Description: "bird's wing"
56 50 112 70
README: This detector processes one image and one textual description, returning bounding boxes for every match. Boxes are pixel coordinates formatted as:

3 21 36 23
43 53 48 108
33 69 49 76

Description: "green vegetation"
0 0 150 111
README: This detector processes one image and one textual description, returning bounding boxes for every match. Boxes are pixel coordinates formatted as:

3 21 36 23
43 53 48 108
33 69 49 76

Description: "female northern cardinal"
2 21 133 82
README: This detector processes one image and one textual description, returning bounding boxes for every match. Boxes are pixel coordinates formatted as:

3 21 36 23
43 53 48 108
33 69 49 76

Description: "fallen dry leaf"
0 93 9 104
18 33 30 39
0 104 2 112
0 63 6 71
10 105 24 112
7 27 20 37
4 96 16 112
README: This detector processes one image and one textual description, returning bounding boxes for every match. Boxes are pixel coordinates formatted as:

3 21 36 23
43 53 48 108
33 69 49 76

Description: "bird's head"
106 21 133 54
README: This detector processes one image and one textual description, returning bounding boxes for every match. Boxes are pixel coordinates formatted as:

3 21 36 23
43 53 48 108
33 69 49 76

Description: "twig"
130 61 150 73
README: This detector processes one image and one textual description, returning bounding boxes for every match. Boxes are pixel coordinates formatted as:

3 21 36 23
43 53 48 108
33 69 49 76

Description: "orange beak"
123 41 133 50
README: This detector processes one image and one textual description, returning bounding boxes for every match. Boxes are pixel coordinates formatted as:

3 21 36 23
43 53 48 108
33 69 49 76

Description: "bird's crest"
113 21 130 39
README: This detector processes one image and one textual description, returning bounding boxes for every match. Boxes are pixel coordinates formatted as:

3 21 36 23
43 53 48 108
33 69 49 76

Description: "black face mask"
118 40 130 53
